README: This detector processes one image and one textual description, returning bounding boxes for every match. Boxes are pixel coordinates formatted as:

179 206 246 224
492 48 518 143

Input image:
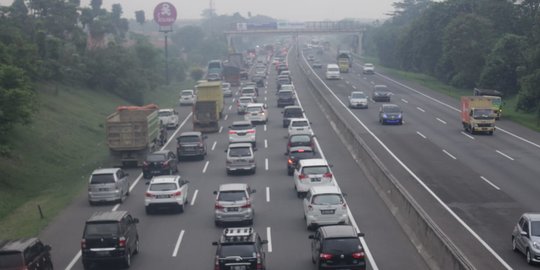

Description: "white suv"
293 159 335 197
179 89 196 105
229 121 257 146
303 186 349 230
158 109 179 129
244 103 268 124
288 118 312 136
144 175 190 214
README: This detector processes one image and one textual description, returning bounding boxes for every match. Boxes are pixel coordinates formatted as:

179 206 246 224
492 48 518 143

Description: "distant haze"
0 0 395 21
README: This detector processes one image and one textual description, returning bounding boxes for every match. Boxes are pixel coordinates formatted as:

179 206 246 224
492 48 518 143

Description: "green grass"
0 81 194 238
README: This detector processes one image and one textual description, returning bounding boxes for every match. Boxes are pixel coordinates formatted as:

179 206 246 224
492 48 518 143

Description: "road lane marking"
442 149 457 160
370 81 375 85
401 98 408 103
172 230 185 257
436 118 447 124
496 150 514 161
461 132 475 140
219 126 223 133
266 227 273 252
416 131 426 139
202 161 209 173
112 204 120 211
345 80 350 84
228 105 232 110
264 139 268 148
416 107 425 112
224 114 228 120
264 96 267 101
266 187 270 202
352 85 357 89
265 90 268 95
265 158 269 171
264 124 267 131
232 98 235 103
212 141 217 151
64 251 81 270
191 190 199 205
480 176 501 190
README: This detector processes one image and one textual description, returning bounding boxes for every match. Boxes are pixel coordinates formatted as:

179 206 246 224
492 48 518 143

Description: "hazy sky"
0 0 396 21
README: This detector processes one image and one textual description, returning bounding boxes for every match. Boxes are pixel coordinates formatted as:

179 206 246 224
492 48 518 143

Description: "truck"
193 81 223 132
106 104 161 166
461 96 496 135
337 52 351 73
473 88 503 120
223 65 241 86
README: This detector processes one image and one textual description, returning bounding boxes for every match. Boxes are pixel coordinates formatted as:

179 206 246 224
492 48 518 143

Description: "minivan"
293 159 335 197
88 168 130 205
303 186 349 230
325 64 341 80
225 143 256 175
282 106 304 128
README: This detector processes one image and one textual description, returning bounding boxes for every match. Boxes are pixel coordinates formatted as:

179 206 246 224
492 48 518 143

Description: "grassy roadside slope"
0 81 193 238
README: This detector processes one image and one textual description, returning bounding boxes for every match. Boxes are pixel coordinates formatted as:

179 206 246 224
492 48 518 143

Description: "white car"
240 86 258 98
288 118 312 136
229 120 257 146
293 158 335 197
325 64 341 80
222 83 232 97
237 96 256 114
303 185 349 230
348 91 368 109
158 109 179 129
144 175 189 214
244 103 268 124
179 89 196 105
362 63 375 74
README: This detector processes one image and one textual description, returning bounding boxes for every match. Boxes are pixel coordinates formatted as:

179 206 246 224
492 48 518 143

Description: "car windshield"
383 106 401 113
351 93 366 99
322 238 362 254
292 121 309 127
179 136 200 143
278 79 290 84
231 124 253 130
90 173 115 184
312 194 343 205
290 135 311 143
229 147 252 157
246 107 262 113
147 154 167 162
0 252 23 268
84 223 119 237
374 86 388 92
220 244 256 257
149 182 177 191
158 111 173 117
531 221 540 236
364 64 373 68
218 191 247 202
303 165 329 174
472 109 495 119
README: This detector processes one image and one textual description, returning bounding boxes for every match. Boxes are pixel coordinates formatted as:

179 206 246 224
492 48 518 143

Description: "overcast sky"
0 0 396 21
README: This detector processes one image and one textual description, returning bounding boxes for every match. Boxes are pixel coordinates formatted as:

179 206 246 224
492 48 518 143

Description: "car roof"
181 89 194 93
382 104 400 109
523 213 540 221
91 168 120 174
231 120 253 126
374 84 388 88
309 185 341 195
87 211 128 223
179 131 202 137
0 238 40 252
320 225 359 238
159 108 174 112
290 118 309 122
351 91 365 95
246 103 265 108
284 105 302 110
299 158 328 166
219 183 248 191
228 143 253 148
278 89 293 93
327 64 339 68
150 175 180 184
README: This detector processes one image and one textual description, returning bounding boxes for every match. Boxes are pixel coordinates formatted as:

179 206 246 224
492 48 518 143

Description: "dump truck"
461 96 496 135
193 81 223 132
337 51 351 73
473 88 503 120
106 104 161 166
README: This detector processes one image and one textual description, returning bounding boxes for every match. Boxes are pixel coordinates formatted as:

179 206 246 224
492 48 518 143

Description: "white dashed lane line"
401 98 408 103
232 98 235 103
480 176 501 190
496 150 514 161
436 118 447 124
224 114 228 120
202 161 209 173
266 227 273 252
265 158 269 171
266 187 270 202
264 139 268 148
352 85 357 89
442 149 457 160
461 132 475 140
211 141 217 151
228 105 232 110
416 131 426 139
172 230 185 257
264 124 267 131
190 190 199 206
219 126 223 133
416 107 426 112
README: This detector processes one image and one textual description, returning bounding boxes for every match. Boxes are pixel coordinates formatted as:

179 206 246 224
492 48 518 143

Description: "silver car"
229 121 256 146
237 96 256 115
348 91 368 109
225 143 256 175
222 83 232 97
144 175 189 214
87 168 130 205
303 186 349 230
213 183 256 226
512 213 540 264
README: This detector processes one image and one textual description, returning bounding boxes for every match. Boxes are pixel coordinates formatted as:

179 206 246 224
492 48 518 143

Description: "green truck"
106 104 161 166
193 81 223 132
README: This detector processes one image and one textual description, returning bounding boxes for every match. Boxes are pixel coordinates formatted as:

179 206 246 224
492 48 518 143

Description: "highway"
39 49 429 270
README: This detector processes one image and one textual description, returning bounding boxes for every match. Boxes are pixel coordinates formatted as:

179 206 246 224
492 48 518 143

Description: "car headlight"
397 114 402 118
382 114 388 118
534 242 540 249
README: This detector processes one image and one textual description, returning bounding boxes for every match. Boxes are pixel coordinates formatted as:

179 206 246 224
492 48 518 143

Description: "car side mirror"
261 240 268 245
281 111 284 114
357 232 365 237
251 189 256 193
133 218 140 224
521 231 528 237
224 149 227 153
308 235 315 239
284 152 288 156
212 241 219 246
342 192 348 196
45 245 52 251
145 182 149 185
253 147 258 151
309 122 313 124
204 135 208 139
213 191 218 195
329 164 334 168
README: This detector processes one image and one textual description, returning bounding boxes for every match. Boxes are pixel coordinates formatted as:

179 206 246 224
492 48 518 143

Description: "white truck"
158 109 179 129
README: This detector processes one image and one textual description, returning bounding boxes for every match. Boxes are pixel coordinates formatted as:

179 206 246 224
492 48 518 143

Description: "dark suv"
81 211 140 269
176 131 207 160
142 150 178 179
309 225 366 270
277 90 296 108
282 106 304 128
0 238 53 270
212 227 268 270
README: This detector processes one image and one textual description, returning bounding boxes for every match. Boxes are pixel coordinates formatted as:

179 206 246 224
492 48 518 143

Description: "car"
309 225 366 270
280 84 295 92
282 106 304 128
244 103 268 124
0 238 53 270
240 69 249 80
512 213 540 265
144 175 189 214
307 55 316 61
214 183 256 225
303 186 349 230
362 63 375 74
176 131 207 160
240 86 258 98
312 60 323 68
348 91 369 109
288 118 312 136
276 76 291 90
221 83 233 97
142 150 178 179
237 96 257 114
212 227 268 269
277 63 288 74
280 70 292 80
277 89 296 107
286 133 315 154
207 73 221 81
179 89 197 105
87 168 130 205
286 146 317 176
229 120 257 146
158 109 179 129
372 84 391 102
251 75 265 87
326 64 341 80
81 211 140 269
225 143 257 175
293 158 334 197
379 104 403 125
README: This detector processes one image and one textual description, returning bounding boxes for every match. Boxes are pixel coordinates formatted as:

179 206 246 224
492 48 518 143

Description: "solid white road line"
352 85 357 89
265 158 269 171
112 204 120 211
416 131 427 139
436 118 447 124
64 251 81 270
416 107 426 112
401 98 409 103
172 230 185 257
461 132 475 140
480 176 501 190
232 98 235 103
211 141 217 151
228 105 232 110
266 187 270 202
442 149 457 160
191 190 199 206
266 227 273 252
219 126 223 133
264 139 268 148
265 90 268 95
202 161 209 173
224 114 228 120
496 150 514 161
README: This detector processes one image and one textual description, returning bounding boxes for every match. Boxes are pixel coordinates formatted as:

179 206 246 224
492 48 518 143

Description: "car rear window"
147 153 167 162
90 173 115 184
229 147 252 157
84 223 119 237
278 79 290 84
292 120 308 127
322 238 362 254
328 68 339 72
239 98 253 104
158 111 173 117
284 109 303 117
312 194 343 205
246 107 262 113
290 151 315 160
181 91 192 96
220 244 256 257
149 183 177 191
351 93 366 99
290 135 311 143
302 166 329 175
279 92 293 98
179 136 200 143
231 124 253 130
242 88 255 94
218 191 247 201
0 252 23 268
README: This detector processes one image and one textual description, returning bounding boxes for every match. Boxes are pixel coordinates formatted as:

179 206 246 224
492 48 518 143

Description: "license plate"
251 113 257 116
238 133 246 136
311 177 321 182
228 207 239 212
152 170 160 174
98 188 108 191
156 195 170 199
297 128 304 131
95 251 109 256
321 209 335 215
231 266 246 270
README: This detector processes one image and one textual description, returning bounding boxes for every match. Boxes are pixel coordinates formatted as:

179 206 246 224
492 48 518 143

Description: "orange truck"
460 96 496 135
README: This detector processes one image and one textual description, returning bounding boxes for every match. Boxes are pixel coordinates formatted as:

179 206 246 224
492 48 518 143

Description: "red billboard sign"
154 2 177 27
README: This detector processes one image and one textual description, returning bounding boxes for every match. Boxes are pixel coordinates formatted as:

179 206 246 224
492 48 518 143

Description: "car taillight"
173 191 181 197
308 205 313 211
142 161 148 167
145 192 153 198
342 203 347 210
256 253 263 269
162 161 170 168
215 203 225 210
352 251 365 259
288 159 293 164
118 237 126 247
241 202 251 208
320 253 333 260
228 131 236 135
81 239 86 249
323 172 333 178
247 130 256 134
299 173 307 180
287 142 291 147
214 255 220 270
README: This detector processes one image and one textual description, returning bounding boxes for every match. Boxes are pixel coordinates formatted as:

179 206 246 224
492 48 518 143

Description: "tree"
135 10 145 30
171 25 205 53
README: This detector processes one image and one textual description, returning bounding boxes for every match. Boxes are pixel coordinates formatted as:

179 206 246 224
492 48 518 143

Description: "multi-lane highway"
39 49 430 270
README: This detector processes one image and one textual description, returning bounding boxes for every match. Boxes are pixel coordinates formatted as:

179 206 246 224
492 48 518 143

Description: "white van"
325 64 341 80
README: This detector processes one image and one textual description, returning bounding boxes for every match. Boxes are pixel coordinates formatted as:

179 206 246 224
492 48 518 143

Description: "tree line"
364 0 540 120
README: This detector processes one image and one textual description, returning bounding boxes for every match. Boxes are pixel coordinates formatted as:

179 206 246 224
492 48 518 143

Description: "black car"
142 150 178 179
277 89 296 107
309 225 366 270
176 131 207 160
286 134 315 154
212 227 268 270
372 85 391 102
81 211 140 269
282 106 304 128
251 75 265 87
276 77 291 90
286 146 317 176
0 238 53 270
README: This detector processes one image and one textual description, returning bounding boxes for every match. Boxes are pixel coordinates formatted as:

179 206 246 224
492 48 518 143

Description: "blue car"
379 104 403 125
